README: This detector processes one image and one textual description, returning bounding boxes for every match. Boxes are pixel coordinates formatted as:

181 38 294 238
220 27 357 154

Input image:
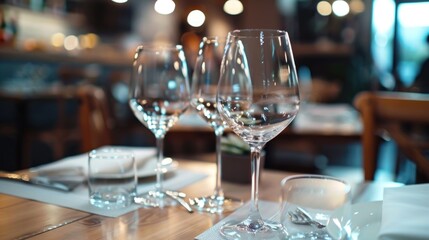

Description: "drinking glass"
88 147 137 210
280 175 352 239
190 36 243 213
129 44 190 207
217 29 300 238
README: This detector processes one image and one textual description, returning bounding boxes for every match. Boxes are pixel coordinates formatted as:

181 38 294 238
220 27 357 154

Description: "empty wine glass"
190 36 243 213
217 29 300 238
129 44 191 207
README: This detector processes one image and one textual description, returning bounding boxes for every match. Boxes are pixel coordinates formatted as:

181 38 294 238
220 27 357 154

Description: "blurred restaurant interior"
0 0 428 184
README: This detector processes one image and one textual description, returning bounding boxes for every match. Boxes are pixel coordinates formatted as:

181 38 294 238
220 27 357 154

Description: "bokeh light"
332 0 350 17
317 1 332 16
64 35 79 51
154 0 175 15
187 10 206 27
51 33 65 48
223 0 244 15
350 0 365 14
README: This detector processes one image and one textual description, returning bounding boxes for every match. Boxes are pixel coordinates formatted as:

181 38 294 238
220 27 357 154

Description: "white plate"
30 147 178 179
136 157 178 178
351 201 382 240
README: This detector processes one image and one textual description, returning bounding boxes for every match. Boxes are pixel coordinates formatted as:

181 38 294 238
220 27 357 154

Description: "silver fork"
288 207 326 229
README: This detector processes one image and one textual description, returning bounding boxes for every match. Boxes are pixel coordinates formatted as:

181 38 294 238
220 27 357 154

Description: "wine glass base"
220 219 286 240
189 195 243 213
134 190 177 208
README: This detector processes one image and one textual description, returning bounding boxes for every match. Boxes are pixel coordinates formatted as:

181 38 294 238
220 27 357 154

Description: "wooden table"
0 160 397 240
0 160 289 239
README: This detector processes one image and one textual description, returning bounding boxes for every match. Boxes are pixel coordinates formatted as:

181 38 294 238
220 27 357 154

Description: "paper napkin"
378 183 429 240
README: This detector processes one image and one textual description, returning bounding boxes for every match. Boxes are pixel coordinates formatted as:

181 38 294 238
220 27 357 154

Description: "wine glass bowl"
217 29 300 238
191 37 225 133
129 44 190 207
190 36 243 213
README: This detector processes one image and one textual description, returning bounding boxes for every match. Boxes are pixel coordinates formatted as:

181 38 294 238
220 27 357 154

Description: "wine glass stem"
214 128 224 197
155 137 164 193
248 147 264 228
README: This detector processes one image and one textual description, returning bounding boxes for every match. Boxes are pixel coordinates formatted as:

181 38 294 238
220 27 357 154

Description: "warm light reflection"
317 1 332 16
80 33 99 49
64 35 79 51
187 10 205 27
350 0 365 14
51 33 65 48
223 0 244 15
154 0 175 15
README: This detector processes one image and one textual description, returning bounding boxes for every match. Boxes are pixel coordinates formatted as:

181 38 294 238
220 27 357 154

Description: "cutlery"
288 207 326 229
134 191 193 213
164 191 193 213
0 172 81 192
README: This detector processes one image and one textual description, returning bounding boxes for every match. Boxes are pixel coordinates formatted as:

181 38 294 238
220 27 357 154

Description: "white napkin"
378 183 429 240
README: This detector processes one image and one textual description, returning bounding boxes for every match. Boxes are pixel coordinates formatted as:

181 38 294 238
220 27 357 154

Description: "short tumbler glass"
88 148 137 210
280 175 352 240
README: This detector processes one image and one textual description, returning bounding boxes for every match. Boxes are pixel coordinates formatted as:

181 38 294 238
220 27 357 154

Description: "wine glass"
129 44 190 207
217 29 300 238
190 36 243 213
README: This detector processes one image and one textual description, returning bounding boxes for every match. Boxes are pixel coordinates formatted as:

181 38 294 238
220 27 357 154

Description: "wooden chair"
354 91 429 182
77 84 113 153
0 84 113 169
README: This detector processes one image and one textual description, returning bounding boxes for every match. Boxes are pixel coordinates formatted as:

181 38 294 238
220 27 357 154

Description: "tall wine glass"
217 29 300 238
129 44 190 207
190 37 243 213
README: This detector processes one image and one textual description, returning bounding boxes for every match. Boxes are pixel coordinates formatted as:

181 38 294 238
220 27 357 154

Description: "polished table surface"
0 160 395 240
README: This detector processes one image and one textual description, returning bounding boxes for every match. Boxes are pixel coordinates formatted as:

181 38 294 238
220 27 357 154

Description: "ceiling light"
154 0 176 15
223 0 244 15
187 10 206 27
332 0 350 17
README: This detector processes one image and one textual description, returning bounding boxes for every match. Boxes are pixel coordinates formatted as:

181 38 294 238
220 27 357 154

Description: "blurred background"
0 0 428 183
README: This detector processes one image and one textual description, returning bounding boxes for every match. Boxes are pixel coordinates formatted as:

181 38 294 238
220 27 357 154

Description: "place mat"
0 146 208 218
0 168 207 217
196 200 280 240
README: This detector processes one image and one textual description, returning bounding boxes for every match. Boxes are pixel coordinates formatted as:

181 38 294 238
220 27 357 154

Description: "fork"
288 207 326 229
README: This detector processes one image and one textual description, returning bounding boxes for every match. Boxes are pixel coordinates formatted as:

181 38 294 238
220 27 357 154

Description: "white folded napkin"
378 183 429 240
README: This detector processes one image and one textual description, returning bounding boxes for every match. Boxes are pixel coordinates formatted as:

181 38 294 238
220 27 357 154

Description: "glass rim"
202 36 219 41
228 29 288 38
133 43 185 62
200 36 227 46
135 43 184 52
89 147 134 159
280 174 351 192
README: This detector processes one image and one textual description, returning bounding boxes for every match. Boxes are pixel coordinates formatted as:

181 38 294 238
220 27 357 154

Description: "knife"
0 172 81 192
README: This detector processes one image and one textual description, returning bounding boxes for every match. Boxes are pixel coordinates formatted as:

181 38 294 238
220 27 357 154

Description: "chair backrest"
354 91 429 181
77 85 113 153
